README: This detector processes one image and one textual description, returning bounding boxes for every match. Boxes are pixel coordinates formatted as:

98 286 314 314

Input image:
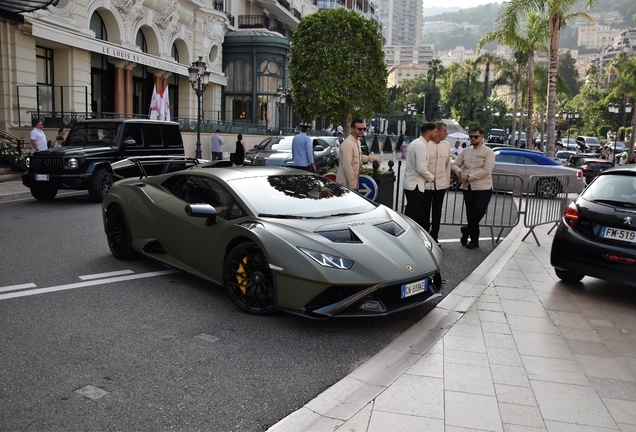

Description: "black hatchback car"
242 136 338 172
570 157 614 185
551 166 636 285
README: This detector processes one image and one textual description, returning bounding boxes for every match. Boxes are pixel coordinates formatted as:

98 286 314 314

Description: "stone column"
111 61 128 118
124 64 134 117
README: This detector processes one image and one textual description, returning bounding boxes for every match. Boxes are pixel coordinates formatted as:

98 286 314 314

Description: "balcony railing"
226 12 235 26
213 0 223 12
238 15 270 29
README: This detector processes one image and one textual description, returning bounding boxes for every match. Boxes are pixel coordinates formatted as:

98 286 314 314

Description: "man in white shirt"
451 140 463 158
402 122 436 228
30 120 47 153
422 122 452 243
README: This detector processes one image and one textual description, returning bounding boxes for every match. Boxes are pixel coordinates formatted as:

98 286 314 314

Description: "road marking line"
0 283 37 294
79 270 134 280
0 269 179 301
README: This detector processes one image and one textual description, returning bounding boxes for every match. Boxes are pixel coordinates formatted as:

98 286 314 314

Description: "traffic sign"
358 175 378 201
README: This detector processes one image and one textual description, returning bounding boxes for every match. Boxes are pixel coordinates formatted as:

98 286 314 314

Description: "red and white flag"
156 82 165 120
149 84 158 119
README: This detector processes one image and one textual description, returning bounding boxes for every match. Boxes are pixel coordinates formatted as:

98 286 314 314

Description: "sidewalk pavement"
0 178 80 202
269 222 636 432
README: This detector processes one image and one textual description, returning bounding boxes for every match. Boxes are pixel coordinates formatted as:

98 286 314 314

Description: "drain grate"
75 385 110 400
194 333 220 344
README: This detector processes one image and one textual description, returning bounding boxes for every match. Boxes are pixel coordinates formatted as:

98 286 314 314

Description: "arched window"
90 11 107 41
171 43 179 63
135 30 147 53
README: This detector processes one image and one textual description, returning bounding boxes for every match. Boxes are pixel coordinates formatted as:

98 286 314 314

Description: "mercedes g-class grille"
30 156 64 172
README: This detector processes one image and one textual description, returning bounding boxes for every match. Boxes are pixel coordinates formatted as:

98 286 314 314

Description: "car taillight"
577 170 583 179
603 254 636 264
563 201 578 227
580 165 590 171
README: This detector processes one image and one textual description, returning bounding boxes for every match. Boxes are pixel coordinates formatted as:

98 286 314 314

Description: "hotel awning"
0 0 59 23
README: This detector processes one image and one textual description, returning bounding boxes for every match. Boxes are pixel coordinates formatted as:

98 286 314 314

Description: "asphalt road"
0 193 508 431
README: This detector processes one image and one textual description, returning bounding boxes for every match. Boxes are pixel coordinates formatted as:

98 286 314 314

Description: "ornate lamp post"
275 85 290 134
561 110 579 146
188 56 211 159
609 102 633 161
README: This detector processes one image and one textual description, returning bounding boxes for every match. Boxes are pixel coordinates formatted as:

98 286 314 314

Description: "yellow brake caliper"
236 255 249 294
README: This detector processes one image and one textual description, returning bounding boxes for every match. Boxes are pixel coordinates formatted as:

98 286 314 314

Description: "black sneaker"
466 242 479 249
460 227 468 246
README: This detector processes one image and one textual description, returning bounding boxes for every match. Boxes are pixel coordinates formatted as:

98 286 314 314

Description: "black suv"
487 128 505 144
23 119 184 202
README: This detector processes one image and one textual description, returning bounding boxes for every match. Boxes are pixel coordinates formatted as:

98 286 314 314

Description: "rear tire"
30 187 57 201
89 167 113 203
555 268 584 283
534 177 561 199
105 204 135 260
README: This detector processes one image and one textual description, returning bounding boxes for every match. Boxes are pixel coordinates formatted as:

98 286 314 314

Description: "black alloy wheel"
105 204 135 260
89 167 114 203
534 177 561 199
223 241 275 314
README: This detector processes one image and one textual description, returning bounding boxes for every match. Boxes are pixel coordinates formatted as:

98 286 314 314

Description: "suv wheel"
89 167 114 203
30 187 57 201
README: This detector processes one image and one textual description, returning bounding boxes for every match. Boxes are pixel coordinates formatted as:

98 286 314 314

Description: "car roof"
72 119 180 125
496 148 559 164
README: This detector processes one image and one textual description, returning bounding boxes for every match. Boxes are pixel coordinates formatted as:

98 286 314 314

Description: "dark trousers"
422 189 447 241
462 189 492 244
212 152 223 160
404 186 427 228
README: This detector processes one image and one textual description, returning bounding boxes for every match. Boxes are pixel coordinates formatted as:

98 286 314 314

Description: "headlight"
67 158 78 169
25 157 30 168
299 247 354 269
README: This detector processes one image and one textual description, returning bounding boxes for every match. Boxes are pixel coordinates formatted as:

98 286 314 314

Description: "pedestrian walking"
335 119 379 191
291 123 316 172
210 130 224 160
234 133 245 165
402 122 436 229
421 122 452 244
451 127 495 249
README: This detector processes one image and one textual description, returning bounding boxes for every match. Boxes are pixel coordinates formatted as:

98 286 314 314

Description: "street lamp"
188 56 211 159
608 102 633 162
274 85 290 134
561 110 579 146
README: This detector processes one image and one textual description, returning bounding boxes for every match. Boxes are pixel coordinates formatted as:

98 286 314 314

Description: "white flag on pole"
162 85 170 121
149 84 158 119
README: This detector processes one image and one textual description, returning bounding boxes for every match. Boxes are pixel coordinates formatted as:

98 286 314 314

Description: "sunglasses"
469 135 482 139
355 127 367 131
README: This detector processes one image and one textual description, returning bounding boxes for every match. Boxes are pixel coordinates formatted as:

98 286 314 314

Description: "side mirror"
255 144 264 150
185 203 217 226
123 139 136 147
313 145 324 152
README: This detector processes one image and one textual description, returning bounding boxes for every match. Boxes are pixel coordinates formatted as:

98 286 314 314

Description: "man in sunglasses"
451 127 495 249
403 122 437 229
336 119 379 191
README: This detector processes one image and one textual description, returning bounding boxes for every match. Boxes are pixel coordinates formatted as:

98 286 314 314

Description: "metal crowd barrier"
394 172 571 247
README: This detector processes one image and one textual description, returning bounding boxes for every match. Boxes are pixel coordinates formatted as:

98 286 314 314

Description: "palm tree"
496 0 596 158
607 55 636 160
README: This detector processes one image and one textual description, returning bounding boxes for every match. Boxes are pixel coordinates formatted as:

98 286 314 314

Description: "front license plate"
401 278 428 299
35 174 49 181
600 226 636 243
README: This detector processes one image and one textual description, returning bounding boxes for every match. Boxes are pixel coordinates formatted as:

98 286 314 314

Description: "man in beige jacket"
335 119 379 192
451 126 495 249
403 122 437 228
422 122 452 243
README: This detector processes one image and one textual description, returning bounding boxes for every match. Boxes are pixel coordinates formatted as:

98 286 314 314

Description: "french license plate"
35 174 49 181
600 226 636 243
401 278 428 299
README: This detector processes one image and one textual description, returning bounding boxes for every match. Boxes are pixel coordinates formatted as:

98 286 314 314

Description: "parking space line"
0 283 37 294
0 269 179 301
79 270 134 280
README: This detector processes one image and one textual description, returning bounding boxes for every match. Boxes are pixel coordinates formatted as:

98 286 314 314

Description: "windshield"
66 123 121 147
229 174 377 218
582 174 636 206
264 137 293 151
586 137 600 145
489 130 503 136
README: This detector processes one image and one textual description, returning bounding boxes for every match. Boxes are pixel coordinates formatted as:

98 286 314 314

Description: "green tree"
288 9 388 135
558 50 581 96
497 0 595 157
607 55 636 159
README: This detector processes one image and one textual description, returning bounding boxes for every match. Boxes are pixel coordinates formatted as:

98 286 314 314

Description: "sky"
423 0 503 11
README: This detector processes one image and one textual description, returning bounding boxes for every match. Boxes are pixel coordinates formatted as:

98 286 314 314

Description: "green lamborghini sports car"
102 163 443 318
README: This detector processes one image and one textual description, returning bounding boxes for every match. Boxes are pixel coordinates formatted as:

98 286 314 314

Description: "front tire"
555 268 584 283
223 241 275 314
89 167 113 203
30 187 57 201
105 204 135 260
